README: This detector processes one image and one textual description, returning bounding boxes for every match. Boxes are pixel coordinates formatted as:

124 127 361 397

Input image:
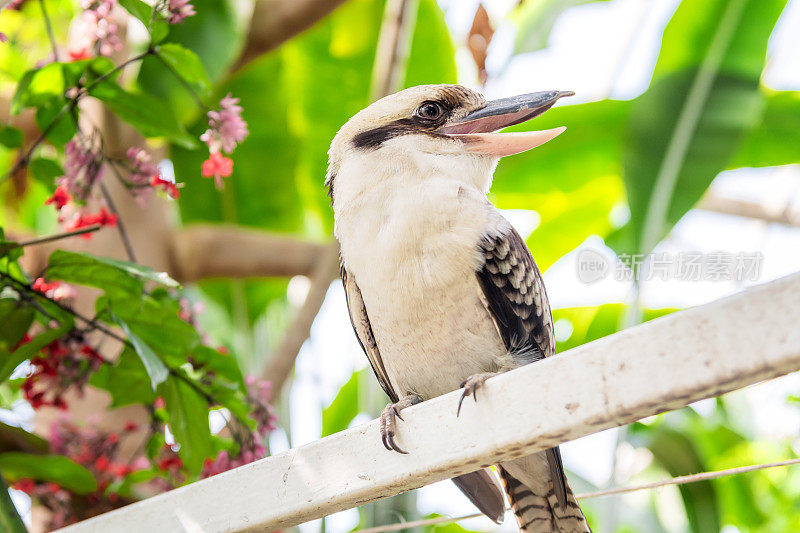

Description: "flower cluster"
165 0 195 24
14 417 149 529
200 94 248 189
21 337 105 410
245 375 277 435
58 140 104 203
201 375 276 478
77 0 121 57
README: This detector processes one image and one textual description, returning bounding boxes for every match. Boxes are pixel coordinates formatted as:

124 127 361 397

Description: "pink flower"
200 94 249 154
59 140 103 202
77 0 121 57
126 147 158 186
166 0 195 24
201 152 233 189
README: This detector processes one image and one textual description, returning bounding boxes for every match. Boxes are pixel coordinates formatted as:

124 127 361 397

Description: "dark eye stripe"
352 101 454 149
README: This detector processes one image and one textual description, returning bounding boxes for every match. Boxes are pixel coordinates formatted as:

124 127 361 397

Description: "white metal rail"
58 272 800 533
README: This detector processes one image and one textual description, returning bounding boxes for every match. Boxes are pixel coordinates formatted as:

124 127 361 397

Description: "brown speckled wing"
340 260 398 403
476 226 555 364
477 227 567 508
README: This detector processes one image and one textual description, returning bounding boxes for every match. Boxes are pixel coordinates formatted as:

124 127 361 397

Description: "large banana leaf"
612 0 788 256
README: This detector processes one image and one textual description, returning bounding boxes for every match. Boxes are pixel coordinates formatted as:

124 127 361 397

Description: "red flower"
150 174 181 199
153 396 165 409
45 185 72 211
95 456 110 472
13 479 35 494
64 208 118 238
201 152 233 189
67 48 92 61
157 456 182 471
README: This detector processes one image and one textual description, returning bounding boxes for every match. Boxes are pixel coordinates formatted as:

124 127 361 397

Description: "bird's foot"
380 394 422 454
457 372 500 416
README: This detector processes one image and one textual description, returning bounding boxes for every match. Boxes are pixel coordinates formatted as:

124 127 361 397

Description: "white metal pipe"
58 272 800 533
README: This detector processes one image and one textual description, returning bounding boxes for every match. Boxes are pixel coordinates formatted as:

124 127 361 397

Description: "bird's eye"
416 102 443 120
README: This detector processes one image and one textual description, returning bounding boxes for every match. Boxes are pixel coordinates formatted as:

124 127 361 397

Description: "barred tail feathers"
499 452 590 532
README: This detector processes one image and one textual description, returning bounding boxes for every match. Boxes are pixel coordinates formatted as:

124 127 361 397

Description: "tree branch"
699 192 800 227
370 0 417 101
169 225 327 282
262 241 339 397
231 0 349 72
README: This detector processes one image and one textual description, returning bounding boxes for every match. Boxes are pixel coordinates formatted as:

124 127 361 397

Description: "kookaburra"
327 85 590 532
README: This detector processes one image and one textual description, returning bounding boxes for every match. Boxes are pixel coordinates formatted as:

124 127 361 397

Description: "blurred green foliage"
1 0 799 530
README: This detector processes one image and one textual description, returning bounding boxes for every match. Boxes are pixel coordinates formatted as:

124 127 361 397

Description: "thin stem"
39 0 59 62
4 224 101 249
153 49 207 110
83 50 153 92
99 182 137 262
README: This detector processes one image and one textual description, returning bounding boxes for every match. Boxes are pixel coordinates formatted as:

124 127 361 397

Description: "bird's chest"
336 184 508 399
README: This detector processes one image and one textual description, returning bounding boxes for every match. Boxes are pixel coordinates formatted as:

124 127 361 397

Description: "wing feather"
476 225 566 508
340 260 397 403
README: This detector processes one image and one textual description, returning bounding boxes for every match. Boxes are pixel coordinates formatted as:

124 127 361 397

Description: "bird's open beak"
439 90 574 156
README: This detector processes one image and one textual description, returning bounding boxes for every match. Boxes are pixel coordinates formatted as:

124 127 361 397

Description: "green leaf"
10 69 36 115
12 63 64 111
553 304 676 352
118 0 169 42
615 0 787 256
0 317 74 383
105 295 200 365
513 0 611 55
0 453 97 494
629 421 721 533
89 80 195 147
109 313 169 389
35 99 77 146
89 346 156 406
155 43 211 95
731 90 800 168
136 0 239 120
0 126 23 148
322 369 365 437
160 375 212 475
403 0 457 87
0 299 34 350
28 157 64 185
46 250 178 300
493 99 630 197
190 345 243 386
118 0 152 25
